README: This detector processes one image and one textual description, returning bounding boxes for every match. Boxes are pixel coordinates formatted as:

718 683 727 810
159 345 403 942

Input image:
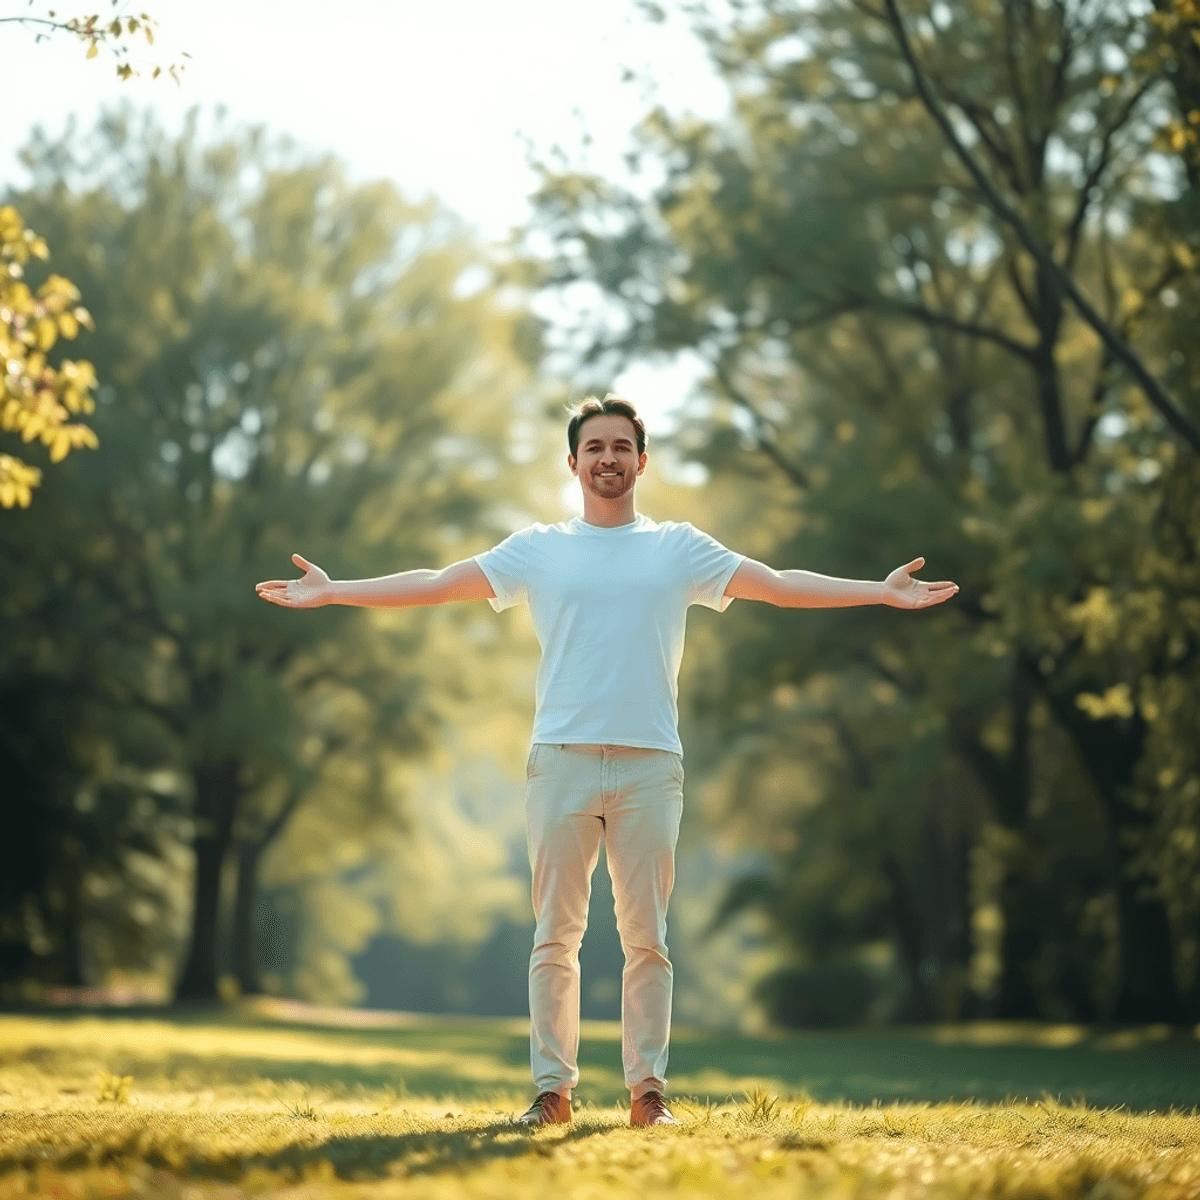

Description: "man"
256 394 958 1127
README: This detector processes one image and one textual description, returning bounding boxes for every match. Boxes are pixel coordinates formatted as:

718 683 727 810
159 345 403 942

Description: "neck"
579 494 638 527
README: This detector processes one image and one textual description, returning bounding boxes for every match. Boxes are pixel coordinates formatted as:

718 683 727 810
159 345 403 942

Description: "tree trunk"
231 786 304 998
175 759 241 1002
1037 680 1185 1022
232 840 263 997
881 854 941 1020
1031 269 1071 474
58 866 87 988
950 663 1043 1016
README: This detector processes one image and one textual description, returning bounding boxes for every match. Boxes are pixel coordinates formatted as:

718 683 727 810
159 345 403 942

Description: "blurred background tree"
527 0 1200 1025
0 109 543 1003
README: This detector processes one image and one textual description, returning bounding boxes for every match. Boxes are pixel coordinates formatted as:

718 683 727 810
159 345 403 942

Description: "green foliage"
529 0 1200 1024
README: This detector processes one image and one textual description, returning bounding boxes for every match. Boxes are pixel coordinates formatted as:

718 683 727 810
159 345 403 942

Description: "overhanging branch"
881 0 1200 454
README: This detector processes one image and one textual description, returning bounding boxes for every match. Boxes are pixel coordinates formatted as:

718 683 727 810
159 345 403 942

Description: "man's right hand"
256 554 334 608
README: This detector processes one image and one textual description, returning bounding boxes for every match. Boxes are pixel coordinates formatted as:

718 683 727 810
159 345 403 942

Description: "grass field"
1 1003 1198 1198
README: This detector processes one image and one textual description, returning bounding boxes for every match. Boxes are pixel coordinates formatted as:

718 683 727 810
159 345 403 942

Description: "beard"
586 470 633 499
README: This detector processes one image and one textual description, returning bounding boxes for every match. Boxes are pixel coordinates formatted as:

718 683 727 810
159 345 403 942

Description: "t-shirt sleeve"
472 528 531 613
686 523 746 612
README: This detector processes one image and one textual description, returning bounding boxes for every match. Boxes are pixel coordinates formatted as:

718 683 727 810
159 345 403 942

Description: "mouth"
595 472 621 478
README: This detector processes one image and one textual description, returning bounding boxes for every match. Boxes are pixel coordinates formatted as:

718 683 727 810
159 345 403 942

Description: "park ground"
1 1002 1199 1198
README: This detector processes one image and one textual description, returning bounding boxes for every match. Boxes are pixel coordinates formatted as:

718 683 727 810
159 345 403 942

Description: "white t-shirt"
472 513 745 755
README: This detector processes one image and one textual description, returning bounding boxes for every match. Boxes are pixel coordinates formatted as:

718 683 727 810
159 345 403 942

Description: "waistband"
535 742 675 757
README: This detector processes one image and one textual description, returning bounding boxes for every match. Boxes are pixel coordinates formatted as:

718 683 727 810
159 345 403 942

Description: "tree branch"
881 0 1200 454
1063 75 1159 270
879 297 1037 361
713 360 810 490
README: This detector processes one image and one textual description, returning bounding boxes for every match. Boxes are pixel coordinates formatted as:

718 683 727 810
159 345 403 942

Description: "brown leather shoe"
517 1091 572 1126
631 1090 680 1126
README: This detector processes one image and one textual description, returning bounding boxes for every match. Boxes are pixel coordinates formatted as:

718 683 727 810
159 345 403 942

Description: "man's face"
569 413 646 501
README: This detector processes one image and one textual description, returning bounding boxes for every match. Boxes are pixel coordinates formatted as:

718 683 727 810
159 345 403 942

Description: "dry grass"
0 1011 1197 1199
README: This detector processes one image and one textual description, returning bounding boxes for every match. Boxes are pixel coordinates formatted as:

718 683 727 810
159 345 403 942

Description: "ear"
636 451 647 475
567 453 577 476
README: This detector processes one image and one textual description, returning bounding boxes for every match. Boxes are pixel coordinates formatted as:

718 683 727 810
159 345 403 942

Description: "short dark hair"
567 394 647 460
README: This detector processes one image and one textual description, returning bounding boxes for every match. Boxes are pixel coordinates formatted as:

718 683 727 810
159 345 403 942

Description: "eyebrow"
584 437 633 447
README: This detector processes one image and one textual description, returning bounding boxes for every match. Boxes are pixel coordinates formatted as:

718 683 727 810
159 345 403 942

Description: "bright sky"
2 0 731 435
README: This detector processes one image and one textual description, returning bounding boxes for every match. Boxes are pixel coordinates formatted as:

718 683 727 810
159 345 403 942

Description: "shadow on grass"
175 1120 616 1185
662 1031 1200 1111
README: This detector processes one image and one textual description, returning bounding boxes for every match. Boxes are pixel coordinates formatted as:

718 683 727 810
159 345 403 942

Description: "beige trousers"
524 741 684 1101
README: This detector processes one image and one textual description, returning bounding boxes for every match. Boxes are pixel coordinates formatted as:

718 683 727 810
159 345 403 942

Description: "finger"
292 553 313 572
256 580 288 591
906 557 925 573
924 581 959 593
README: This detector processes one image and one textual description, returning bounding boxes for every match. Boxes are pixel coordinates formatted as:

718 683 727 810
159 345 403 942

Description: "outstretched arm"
725 556 957 609
256 555 496 609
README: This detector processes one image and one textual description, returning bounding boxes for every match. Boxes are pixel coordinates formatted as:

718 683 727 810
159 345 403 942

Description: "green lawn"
0 1004 1197 1198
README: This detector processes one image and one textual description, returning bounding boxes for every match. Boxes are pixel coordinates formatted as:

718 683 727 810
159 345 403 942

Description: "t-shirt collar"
569 513 646 533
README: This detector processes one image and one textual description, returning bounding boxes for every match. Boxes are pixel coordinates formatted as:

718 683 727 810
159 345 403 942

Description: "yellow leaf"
42 274 81 301
86 41 99 59
145 25 154 44
74 306 95 331
50 431 71 463
109 18 122 36
1075 683 1135 720
58 311 79 339
35 318 57 351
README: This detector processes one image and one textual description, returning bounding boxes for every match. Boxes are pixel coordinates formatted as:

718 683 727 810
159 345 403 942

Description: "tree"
527 0 1199 1022
1 109 540 1001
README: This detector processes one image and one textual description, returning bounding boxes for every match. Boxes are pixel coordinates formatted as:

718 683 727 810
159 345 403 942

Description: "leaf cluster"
0 205 98 507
